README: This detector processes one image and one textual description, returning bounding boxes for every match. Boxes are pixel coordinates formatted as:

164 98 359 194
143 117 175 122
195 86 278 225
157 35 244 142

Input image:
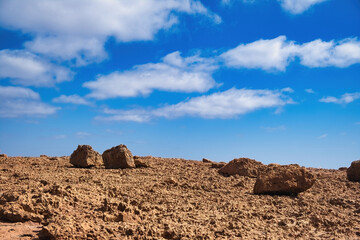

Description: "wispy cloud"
318 133 328 139
0 86 59 118
279 0 327 14
53 134 67 140
305 88 315 94
76 132 91 138
0 50 72 87
319 92 360 104
53 94 92 106
221 0 327 14
262 125 287 132
221 36 360 71
96 88 294 122
84 51 219 99
0 0 220 65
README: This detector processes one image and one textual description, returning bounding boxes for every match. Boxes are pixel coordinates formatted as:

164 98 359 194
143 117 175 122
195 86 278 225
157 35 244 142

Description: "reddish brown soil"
0 156 359 239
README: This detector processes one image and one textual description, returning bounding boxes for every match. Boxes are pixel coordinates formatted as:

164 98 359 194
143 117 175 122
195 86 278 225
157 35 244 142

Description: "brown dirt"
0 156 359 239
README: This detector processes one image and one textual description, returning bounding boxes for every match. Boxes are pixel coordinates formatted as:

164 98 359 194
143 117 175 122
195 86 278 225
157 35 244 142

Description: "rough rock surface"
347 160 360 182
102 144 135 169
218 158 264 177
254 164 316 195
1 156 360 239
70 145 103 168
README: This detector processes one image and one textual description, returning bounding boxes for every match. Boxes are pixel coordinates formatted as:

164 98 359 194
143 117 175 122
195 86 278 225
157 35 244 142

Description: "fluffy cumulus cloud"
220 36 297 71
297 38 360 68
0 0 220 65
221 36 360 71
98 88 294 122
319 92 360 104
0 86 59 118
52 95 92 106
84 51 219 99
0 50 72 87
279 0 327 14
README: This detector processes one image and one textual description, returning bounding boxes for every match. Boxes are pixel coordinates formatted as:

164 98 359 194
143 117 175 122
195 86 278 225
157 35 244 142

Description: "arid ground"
0 155 359 239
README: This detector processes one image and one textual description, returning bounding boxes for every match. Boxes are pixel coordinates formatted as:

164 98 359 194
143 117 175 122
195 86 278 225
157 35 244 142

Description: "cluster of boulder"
215 157 360 195
70 144 143 169
217 157 316 195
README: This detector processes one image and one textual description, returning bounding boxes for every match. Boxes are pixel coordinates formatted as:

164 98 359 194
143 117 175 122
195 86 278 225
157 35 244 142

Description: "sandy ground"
0 156 359 239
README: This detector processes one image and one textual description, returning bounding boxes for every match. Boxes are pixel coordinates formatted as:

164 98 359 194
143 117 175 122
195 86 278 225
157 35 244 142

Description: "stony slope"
0 156 359 239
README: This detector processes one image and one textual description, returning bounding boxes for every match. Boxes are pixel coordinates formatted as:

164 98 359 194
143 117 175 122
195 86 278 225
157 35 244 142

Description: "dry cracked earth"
0 155 359 239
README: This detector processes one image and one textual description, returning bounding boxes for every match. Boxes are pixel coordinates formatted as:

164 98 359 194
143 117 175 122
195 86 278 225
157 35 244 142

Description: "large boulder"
70 145 103 167
254 164 316 195
218 158 264 177
102 144 135 169
347 160 360 182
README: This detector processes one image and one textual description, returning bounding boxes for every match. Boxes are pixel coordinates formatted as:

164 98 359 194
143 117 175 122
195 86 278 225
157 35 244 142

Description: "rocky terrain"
0 150 359 239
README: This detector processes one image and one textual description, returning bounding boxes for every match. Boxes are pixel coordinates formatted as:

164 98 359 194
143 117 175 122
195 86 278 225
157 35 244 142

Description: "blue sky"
0 0 359 168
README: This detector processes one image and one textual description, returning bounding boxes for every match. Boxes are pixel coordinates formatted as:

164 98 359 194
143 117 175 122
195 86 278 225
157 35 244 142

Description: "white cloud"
298 38 360 68
279 0 327 14
220 36 297 71
0 86 59 118
319 92 360 104
25 36 107 66
97 109 152 123
84 51 219 99
0 0 220 65
52 94 92 106
97 88 294 122
221 0 326 14
221 36 360 71
0 50 72 87
305 88 315 94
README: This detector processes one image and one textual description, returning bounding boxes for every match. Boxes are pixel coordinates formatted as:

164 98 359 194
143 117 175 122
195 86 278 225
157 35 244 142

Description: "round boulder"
253 164 316 195
347 160 360 182
102 144 135 169
218 158 264 177
70 145 103 168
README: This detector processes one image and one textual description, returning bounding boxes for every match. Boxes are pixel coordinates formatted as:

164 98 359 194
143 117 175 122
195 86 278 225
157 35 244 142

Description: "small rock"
102 144 135 169
218 158 264 177
338 167 347 171
40 155 48 158
347 160 360 182
70 145 103 168
202 158 212 163
254 164 316 195
0 154 8 158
